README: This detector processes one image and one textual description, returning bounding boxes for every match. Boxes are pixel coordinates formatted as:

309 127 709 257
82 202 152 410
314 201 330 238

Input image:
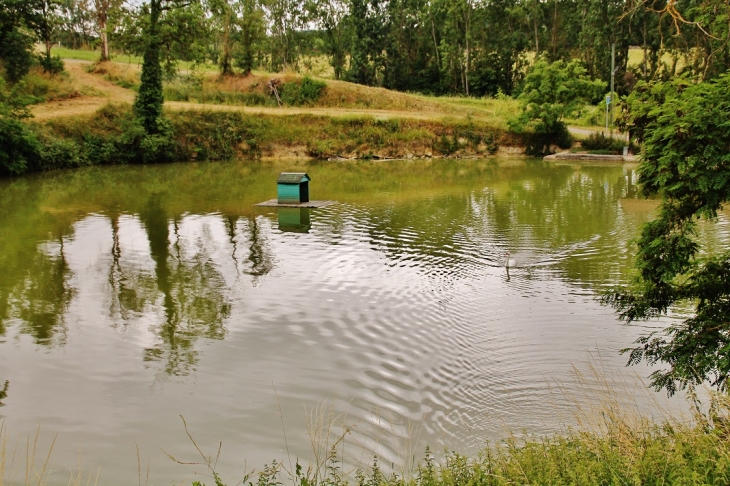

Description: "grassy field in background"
50 46 220 72
49 45 100 61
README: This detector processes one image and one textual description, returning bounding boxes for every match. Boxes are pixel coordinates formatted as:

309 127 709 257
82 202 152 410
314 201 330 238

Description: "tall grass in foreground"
182 364 730 486
0 421 98 486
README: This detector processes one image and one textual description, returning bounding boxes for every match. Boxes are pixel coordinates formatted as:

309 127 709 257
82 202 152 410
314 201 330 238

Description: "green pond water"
0 158 726 484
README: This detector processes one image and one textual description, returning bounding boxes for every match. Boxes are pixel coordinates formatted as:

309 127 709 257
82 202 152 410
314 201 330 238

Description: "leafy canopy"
604 73 730 395
511 59 605 135
0 75 41 175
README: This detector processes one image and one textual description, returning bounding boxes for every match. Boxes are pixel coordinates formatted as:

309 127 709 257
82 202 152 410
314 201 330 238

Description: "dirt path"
31 60 135 121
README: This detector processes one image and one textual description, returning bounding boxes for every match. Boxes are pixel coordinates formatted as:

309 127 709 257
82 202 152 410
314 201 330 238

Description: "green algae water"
1 158 725 484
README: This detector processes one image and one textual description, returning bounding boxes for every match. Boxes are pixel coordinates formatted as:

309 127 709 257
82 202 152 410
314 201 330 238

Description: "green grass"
51 45 144 65
51 46 219 72
50 46 101 61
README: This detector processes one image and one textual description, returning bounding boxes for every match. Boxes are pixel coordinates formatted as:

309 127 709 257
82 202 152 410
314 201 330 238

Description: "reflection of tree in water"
0 296 6 339
242 216 275 285
0 380 8 407
10 238 75 346
223 214 275 286
137 195 232 376
105 206 274 375
107 213 158 324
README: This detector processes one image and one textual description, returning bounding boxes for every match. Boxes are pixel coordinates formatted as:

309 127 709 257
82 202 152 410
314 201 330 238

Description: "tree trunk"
95 0 112 62
642 13 647 78
134 0 164 134
464 10 470 95
431 18 441 71
100 23 109 61
465 44 469 95
221 8 232 75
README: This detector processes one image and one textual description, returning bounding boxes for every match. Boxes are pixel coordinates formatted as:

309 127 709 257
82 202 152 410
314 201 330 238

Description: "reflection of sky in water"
0 160 714 485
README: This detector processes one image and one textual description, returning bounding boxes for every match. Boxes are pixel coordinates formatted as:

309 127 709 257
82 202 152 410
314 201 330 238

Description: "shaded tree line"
3 0 729 97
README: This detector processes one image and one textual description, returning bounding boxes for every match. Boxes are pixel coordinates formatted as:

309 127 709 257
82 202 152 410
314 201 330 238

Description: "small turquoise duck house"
277 172 310 204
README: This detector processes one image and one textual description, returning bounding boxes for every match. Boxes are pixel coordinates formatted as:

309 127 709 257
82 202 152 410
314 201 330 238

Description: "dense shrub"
36 137 86 171
37 55 65 75
0 115 40 175
281 77 326 106
581 131 626 153
523 123 573 156
0 74 39 175
0 26 35 83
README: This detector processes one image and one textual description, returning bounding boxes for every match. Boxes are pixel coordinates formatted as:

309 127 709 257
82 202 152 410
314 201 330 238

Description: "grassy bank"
3 102 524 177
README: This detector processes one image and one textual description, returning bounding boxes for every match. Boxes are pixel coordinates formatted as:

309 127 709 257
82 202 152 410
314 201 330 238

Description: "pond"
0 158 722 484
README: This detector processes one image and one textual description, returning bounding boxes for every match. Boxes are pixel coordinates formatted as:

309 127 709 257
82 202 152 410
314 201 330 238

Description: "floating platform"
255 199 336 208
544 152 637 162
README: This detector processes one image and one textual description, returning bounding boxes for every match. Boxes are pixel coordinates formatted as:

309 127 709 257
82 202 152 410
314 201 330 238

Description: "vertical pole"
610 43 615 137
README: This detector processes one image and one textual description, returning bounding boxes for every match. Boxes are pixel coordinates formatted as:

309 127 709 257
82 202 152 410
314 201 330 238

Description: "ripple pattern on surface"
0 162 701 484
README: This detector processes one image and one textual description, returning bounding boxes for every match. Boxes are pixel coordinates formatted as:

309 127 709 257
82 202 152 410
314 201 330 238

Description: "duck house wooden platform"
255 199 336 208
255 172 335 208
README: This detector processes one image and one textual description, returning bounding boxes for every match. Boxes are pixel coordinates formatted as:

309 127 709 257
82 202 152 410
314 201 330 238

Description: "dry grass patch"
86 61 141 90
163 71 505 120
21 66 90 103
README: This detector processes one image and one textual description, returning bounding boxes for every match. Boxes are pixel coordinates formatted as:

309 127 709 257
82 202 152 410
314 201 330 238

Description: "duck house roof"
277 172 311 184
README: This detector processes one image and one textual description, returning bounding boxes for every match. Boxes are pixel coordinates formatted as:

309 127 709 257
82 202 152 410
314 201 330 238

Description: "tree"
0 75 41 175
265 0 303 71
34 0 65 68
134 0 164 133
93 0 122 61
307 0 347 79
604 73 730 395
469 0 530 96
58 0 94 49
0 0 37 81
208 0 236 74
509 59 604 152
438 0 473 94
134 0 204 133
233 0 265 74
578 0 631 92
347 0 385 85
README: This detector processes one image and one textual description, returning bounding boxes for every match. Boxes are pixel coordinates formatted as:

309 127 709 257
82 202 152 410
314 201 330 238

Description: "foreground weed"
0 422 86 486
182 377 730 486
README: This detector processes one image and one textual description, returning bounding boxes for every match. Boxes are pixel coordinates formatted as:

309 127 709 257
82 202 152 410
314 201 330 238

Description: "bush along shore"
2 103 533 177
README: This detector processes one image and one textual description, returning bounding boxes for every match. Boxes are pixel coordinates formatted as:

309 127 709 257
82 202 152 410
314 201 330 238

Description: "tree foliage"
510 59 604 153
0 75 40 175
604 73 730 395
134 0 164 134
0 0 39 81
5 0 726 98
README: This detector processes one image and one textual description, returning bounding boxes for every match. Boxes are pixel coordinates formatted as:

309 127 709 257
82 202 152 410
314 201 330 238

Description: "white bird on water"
505 252 516 268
